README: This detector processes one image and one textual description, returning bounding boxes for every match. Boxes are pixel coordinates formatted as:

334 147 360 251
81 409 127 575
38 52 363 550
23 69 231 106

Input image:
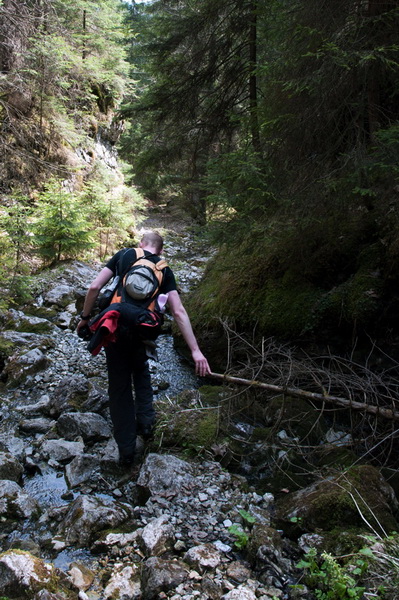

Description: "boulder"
222 587 257 600
64 453 100 488
15 394 52 417
245 525 292 588
44 284 75 308
48 376 90 417
68 562 95 591
19 418 56 434
53 311 73 329
141 557 188 600
139 515 175 557
103 564 141 600
0 480 40 520
0 331 53 353
0 451 23 482
183 543 221 571
57 494 133 547
81 382 109 414
137 453 194 499
0 433 25 460
40 439 85 463
4 348 48 385
57 412 111 442
275 464 399 536
5 310 55 334
0 551 71 598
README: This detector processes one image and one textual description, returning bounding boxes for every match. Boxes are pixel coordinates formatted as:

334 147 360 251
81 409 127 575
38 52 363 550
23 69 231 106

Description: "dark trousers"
105 338 154 458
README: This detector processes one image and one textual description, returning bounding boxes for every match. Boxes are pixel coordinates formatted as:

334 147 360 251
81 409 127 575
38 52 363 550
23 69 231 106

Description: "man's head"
140 231 164 255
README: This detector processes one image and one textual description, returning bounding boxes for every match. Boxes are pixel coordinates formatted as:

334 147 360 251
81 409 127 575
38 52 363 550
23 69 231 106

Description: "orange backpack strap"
111 247 144 304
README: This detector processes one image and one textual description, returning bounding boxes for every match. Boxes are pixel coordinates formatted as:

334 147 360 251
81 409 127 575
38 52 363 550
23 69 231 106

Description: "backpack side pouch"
98 276 120 311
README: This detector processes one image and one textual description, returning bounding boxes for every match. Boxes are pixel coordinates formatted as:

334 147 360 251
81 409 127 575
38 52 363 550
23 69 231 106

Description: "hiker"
76 231 211 465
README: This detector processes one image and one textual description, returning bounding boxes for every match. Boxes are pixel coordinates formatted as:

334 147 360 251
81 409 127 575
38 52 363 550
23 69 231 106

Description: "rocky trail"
0 215 398 600
0 218 303 600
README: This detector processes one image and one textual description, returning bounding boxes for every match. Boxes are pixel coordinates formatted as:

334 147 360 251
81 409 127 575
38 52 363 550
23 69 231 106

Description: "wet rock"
15 394 52 416
68 562 95 591
0 433 25 460
0 479 40 520
49 376 90 417
19 417 56 434
0 551 68 598
40 439 85 463
0 451 23 482
137 453 194 498
44 284 75 308
57 412 111 442
139 514 175 556
103 564 141 600
4 348 48 385
141 556 188 600
81 382 108 414
183 543 221 571
64 453 101 488
58 494 133 547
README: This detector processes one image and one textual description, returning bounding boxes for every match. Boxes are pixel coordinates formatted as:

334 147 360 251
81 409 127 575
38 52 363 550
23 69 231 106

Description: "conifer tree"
32 179 94 264
121 0 260 221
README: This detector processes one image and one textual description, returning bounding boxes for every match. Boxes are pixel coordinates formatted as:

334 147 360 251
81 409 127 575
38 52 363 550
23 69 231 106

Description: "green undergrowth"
187 209 391 344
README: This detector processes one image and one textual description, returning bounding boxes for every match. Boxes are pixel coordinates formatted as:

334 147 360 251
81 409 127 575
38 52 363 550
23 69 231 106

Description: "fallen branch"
209 371 399 422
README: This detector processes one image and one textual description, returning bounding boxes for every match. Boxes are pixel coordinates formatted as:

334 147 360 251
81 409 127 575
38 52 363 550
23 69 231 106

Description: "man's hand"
192 349 211 377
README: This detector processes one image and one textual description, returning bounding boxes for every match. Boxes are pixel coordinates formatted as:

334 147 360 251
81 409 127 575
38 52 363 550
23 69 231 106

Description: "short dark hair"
141 231 164 253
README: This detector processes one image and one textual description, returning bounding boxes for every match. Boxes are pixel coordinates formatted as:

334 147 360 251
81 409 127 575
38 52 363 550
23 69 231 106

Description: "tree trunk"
209 372 399 422
249 1 261 154
82 9 87 60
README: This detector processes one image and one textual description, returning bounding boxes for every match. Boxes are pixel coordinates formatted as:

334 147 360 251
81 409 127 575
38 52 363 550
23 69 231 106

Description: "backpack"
91 248 168 345
112 248 168 310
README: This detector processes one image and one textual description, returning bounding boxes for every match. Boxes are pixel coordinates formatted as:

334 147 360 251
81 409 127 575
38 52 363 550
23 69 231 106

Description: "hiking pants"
105 338 155 458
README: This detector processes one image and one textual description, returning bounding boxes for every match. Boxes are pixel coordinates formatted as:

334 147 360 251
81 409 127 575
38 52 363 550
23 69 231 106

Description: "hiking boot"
118 452 136 467
138 425 154 441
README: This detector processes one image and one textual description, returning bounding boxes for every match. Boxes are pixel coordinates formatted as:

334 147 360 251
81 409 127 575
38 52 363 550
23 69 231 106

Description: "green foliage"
0 0 131 190
80 162 144 258
0 193 35 307
297 548 366 600
32 179 94 264
238 509 256 525
228 524 249 550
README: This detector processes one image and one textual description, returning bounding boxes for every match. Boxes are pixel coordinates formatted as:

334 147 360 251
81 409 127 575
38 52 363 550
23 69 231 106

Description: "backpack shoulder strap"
155 259 168 271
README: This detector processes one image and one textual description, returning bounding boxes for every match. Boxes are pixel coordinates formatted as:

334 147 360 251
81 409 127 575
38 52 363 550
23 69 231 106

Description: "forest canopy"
1 0 399 350
120 0 399 347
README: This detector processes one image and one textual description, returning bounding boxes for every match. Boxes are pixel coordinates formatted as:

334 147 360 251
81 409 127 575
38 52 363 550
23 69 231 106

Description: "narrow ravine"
0 216 302 599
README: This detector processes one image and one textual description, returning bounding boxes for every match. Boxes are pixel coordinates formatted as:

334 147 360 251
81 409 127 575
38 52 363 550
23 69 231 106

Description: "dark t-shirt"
105 248 177 294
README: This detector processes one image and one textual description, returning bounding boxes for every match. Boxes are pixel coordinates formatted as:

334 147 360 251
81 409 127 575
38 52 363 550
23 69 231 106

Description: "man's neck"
141 245 160 256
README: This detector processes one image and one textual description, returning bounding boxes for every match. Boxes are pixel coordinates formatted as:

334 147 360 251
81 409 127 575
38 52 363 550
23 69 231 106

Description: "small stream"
0 224 212 572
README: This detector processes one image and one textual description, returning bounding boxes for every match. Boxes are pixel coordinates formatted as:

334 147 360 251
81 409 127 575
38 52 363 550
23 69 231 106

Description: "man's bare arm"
167 290 211 377
77 267 113 332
